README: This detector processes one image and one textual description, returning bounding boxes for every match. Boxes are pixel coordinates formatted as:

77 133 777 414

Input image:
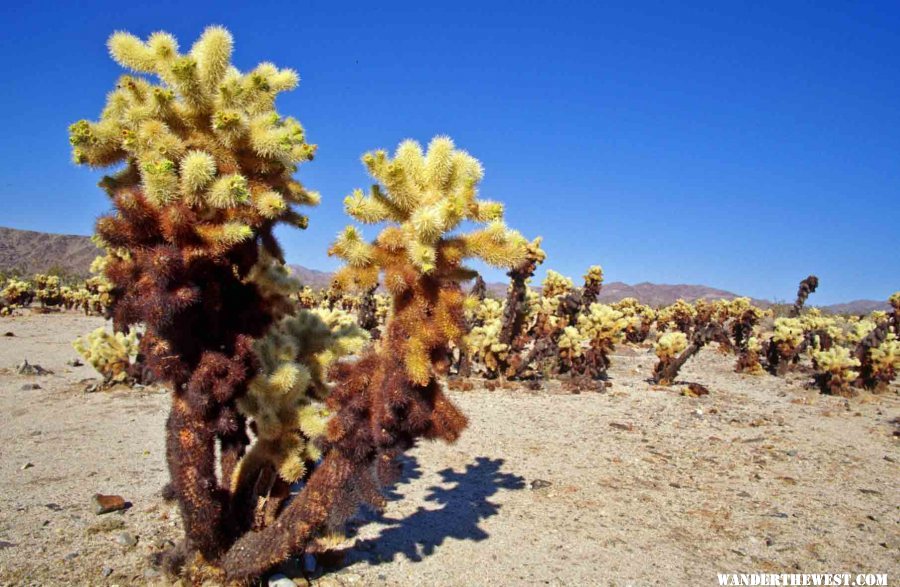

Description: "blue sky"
1 1 897 305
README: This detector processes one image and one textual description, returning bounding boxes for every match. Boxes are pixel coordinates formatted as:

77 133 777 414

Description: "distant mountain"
0 226 101 277
819 299 891 315
0 226 889 313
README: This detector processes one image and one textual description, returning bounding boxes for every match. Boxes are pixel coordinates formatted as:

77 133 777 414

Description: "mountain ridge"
0 226 888 313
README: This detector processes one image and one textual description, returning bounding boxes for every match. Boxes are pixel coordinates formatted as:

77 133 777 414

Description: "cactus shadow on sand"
341 456 525 566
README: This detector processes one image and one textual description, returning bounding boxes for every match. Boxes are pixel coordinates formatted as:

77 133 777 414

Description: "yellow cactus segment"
655 331 688 360
72 327 140 383
179 150 217 194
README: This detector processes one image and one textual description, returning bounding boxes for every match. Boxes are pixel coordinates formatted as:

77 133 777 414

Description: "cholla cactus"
861 334 900 391
889 291 900 333
232 309 367 510
581 265 604 304
70 27 337 582
613 297 655 343
215 136 538 583
498 237 546 347
764 317 805 375
33 274 63 308
735 335 765 374
542 270 573 299
727 297 764 371
72 327 140 383
1 278 33 311
296 286 317 309
466 319 511 376
652 324 727 385
571 303 627 378
811 346 860 396
557 325 586 370
847 319 878 345
657 299 696 333
790 275 819 317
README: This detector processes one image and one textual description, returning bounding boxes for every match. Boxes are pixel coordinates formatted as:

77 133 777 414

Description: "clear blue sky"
1 1 897 305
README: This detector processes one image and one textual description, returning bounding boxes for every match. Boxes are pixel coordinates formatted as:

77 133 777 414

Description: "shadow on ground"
344 455 524 566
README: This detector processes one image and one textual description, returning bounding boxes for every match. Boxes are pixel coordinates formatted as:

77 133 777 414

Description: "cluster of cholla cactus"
1 273 113 316
1 278 34 315
612 297 656 343
32 274 64 308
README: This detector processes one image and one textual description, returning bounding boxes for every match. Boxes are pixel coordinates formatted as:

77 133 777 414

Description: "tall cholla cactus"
499 237 546 347
211 137 532 581
330 136 530 381
790 275 819 317
69 27 342 582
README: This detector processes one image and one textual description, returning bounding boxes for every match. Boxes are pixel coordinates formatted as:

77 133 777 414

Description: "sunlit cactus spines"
72 326 141 384
541 270 574 299
70 25 318 261
811 346 860 396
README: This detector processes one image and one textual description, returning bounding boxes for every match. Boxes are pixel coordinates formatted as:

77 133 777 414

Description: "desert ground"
0 312 897 586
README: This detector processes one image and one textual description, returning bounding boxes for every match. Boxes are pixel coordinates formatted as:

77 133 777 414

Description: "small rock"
20 462 34 470
737 490 752 498
84 383 100 393
20 383 42 391
116 531 138 548
16 359 52 375
101 566 113 578
3 331 13 337
64 550 80 561
45 503 62 512
530 479 552 490
786 450 798 457
268 574 298 587
143 568 161 579
609 422 633 432
92 493 127 515
66 358 83 367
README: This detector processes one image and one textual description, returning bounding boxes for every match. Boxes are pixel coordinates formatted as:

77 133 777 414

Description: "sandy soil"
0 312 897 586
